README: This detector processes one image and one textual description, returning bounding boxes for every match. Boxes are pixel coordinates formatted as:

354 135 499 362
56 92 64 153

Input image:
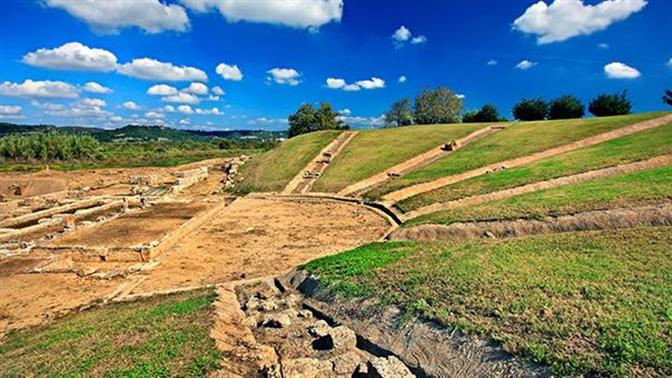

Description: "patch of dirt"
0 257 43 277
0 178 67 200
383 114 672 203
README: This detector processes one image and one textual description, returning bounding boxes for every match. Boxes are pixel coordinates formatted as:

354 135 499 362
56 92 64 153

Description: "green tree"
287 102 348 138
463 103 504 123
413 87 463 125
548 95 585 119
512 98 548 121
663 89 672 106
588 91 632 117
384 97 413 127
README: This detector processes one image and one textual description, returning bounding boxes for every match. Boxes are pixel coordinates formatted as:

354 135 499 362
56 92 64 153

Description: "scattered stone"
298 309 313 319
260 313 291 328
369 356 415 378
77 266 98 277
281 358 332 378
261 363 281 378
331 351 365 375
483 230 496 239
308 319 331 337
326 325 357 351
245 297 261 311
258 300 278 312
253 281 277 300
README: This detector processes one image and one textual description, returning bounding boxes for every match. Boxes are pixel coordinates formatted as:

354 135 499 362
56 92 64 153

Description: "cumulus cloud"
515 60 537 70
487 59 498 66
117 58 207 82
326 78 346 89
266 68 301 85
177 105 194 114
186 82 208 95
215 63 243 81
356 77 385 89
392 25 426 46
0 79 79 98
83 81 113 94
145 111 165 119
44 0 190 34
164 105 176 112
336 114 385 128
604 62 641 79
123 101 141 110
22 42 117 72
667 58 672 68
0 105 22 115
398 75 407 83
212 86 225 96
31 100 64 111
180 0 343 29
411 35 427 44
162 92 200 104
147 84 178 96
195 107 222 115
513 0 647 44
326 76 384 91
46 97 112 118
80 98 106 108
179 118 191 125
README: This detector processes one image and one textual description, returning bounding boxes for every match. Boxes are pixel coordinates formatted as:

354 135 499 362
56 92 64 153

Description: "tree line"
0 133 102 162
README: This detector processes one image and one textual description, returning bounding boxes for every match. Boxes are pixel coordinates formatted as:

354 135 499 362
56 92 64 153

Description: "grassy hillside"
312 123 490 192
398 122 672 211
238 130 341 192
406 165 672 226
365 113 668 199
302 228 672 376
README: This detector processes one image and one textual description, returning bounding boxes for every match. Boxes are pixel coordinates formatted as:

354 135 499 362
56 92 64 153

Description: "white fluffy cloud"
326 78 346 89
356 77 385 89
22 42 117 72
117 58 207 82
392 25 427 46
0 79 79 98
80 98 106 108
215 63 243 81
46 98 111 118
398 75 407 83
667 58 672 68
177 105 194 114
0 105 22 115
164 105 176 112
180 0 343 29
186 82 208 95
604 62 641 79
162 92 200 104
31 100 64 111
336 114 385 128
487 59 498 66
515 60 537 70
326 76 385 91
195 107 222 115
145 111 165 119
211 86 225 96
83 82 113 94
179 118 191 125
513 0 647 44
44 0 189 34
266 68 301 86
147 84 179 96
411 35 427 44
123 101 141 110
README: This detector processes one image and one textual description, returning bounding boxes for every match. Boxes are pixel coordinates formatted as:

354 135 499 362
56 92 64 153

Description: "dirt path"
383 114 672 203
337 124 507 197
402 155 672 220
283 131 358 195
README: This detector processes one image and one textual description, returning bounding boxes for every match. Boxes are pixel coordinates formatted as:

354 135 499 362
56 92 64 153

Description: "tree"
384 98 413 127
548 95 585 119
512 98 548 121
588 90 632 117
463 103 504 123
287 102 348 138
414 87 463 125
663 89 672 106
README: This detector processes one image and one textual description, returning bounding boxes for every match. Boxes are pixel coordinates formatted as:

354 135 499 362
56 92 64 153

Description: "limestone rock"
281 358 332 378
258 300 278 312
261 313 291 328
327 326 357 351
308 319 331 337
331 351 365 375
369 356 415 378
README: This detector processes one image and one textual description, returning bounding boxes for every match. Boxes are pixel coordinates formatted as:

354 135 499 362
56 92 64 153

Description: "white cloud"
487 59 498 66
110 116 123 122
326 78 345 89
343 84 361 91
338 108 351 115
162 92 200 104
80 98 106 108
215 63 243 81
598 43 609 49
398 75 407 83
22 42 117 72
180 0 343 29
513 0 647 44
83 81 113 94
44 0 189 34
0 105 22 115
355 77 385 89
205 95 221 102
46 98 112 118
212 86 225 96
117 58 207 82
186 82 208 95
411 35 427 44
392 26 411 42
147 84 178 96
326 76 384 91
179 118 191 125
123 101 141 110
667 58 672 68
164 105 176 112
456 94 466 99
515 60 537 70
0 79 79 98
337 114 385 128
177 105 194 114
144 111 165 119
604 62 641 79
30 100 65 111
266 68 301 85
195 107 222 115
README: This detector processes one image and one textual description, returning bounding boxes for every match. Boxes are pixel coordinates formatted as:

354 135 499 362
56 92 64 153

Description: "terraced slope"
238 130 340 193
365 113 668 199
312 122 490 193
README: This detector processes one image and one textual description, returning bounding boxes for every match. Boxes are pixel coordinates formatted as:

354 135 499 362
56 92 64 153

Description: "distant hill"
0 122 285 142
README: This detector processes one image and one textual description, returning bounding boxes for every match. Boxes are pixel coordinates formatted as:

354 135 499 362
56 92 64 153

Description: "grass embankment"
398 122 672 211
303 228 672 376
0 290 221 377
237 130 341 192
312 123 489 193
365 113 667 199
406 165 672 226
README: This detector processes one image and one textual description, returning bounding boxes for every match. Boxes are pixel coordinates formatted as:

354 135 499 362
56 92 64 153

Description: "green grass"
237 130 341 192
302 228 672 376
365 113 668 199
398 122 672 211
407 165 672 226
312 123 489 192
0 289 222 377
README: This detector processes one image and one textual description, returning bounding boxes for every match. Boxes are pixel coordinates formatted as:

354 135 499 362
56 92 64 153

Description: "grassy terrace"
303 228 672 376
406 165 672 226
365 113 667 199
238 130 340 192
0 290 221 377
398 122 672 211
313 123 488 193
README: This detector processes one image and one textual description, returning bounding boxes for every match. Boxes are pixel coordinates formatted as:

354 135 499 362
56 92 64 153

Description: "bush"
548 95 585 119
463 104 504 123
589 91 632 117
288 102 348 138
414 86 463 124
0 133 102 162
512 98 548 121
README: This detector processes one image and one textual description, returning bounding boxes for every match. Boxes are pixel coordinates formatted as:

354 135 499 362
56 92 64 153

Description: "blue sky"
0 0 670 131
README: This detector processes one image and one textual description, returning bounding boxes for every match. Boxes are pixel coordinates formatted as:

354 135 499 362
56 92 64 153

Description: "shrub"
548 95 585 119
288 102 348 138
512 98 548 121
589 91 632 117
414 86 463 124
0 133 102 162
463 104 504 123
